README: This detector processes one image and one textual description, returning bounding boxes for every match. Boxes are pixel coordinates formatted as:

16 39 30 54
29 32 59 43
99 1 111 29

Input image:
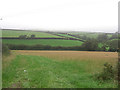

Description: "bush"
19 35 27 39
81 39 98 51
2 44 10 56
31 34 35 39
95 62 117 82
5 43 117 51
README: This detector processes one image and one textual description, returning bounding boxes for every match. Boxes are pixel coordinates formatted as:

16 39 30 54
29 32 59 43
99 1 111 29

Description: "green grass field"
2 30 60 38
69 32 100 38
56 34 79 39
2 39 83 46
3 51 117 88
69 32 113 39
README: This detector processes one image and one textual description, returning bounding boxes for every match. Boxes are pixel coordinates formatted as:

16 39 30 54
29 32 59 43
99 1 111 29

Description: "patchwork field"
2 29 119 88
2 30 60 38
3 50 118 88
2 39 83 46
56 34 79 39
68 32 99 38
68 32 112 39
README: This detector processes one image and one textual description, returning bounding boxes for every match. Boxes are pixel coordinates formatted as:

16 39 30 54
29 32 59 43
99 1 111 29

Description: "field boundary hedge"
5 44 115 51
0 37 85 42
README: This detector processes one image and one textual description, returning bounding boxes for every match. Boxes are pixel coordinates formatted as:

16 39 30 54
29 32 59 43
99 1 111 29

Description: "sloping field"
56 34 79 39
3 51 118 88
2 39 83 46
2 30 60 38
68 32 113 39
69 32 101 38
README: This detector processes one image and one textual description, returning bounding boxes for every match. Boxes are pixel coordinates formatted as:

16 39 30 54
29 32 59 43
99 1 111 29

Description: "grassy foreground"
2 51 117 88
2 39 83 47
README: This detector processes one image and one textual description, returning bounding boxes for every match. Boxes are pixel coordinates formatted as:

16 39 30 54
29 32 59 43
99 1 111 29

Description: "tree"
107 39 119 52
81 39 98 51
109 34 118 40
19 35 27 39
101 44 109 51
97 34 108 42
2 44 10 55
31 34 35 39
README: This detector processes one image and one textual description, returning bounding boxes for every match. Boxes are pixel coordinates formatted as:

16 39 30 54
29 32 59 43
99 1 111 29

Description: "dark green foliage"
30 34 35 39
107 39 119 52
101 44 109 51
81 39 98 51
19 35 27 39
97 34 108 42
6 44 94 51
6 44 81 51
2 44 10 56
109 33 118 40
95 63 117 82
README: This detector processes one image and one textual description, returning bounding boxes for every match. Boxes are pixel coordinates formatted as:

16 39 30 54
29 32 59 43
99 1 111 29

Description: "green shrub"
95 63 117 82
2 44 10 56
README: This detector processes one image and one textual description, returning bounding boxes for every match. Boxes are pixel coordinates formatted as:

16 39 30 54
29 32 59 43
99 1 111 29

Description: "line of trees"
19 34 35 39
3 33 120 52
5 39 120 52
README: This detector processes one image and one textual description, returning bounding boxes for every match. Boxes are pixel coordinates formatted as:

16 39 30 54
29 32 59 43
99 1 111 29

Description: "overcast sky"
0 0 119 32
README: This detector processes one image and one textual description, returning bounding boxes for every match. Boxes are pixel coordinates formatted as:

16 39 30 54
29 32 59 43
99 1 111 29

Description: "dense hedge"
6 44 82 50
5 44 117 52
4 38 119 52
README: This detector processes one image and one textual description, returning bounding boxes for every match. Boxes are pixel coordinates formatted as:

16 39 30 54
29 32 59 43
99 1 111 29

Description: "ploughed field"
3 50 118 88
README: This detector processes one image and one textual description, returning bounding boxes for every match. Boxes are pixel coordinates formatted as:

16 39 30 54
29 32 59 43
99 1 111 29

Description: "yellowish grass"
14 50 118 73
6 50 116 73
14 50 118 61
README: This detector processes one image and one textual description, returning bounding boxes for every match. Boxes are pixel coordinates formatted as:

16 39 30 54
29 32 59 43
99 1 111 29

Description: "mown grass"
2 51 117 88
2 39 83 47
2 30 60 38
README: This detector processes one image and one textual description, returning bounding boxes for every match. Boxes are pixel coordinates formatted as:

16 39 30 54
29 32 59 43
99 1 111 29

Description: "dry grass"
14 50 118 73
15 50 118 61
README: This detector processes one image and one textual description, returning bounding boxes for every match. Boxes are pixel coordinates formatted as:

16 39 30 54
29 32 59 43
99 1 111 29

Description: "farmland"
3 50 118 88
2 29 119 88
68 32 112 39
68 32 100 38
1 29 119 51
2 30 61 38
55 33 80 39
2 39 83 46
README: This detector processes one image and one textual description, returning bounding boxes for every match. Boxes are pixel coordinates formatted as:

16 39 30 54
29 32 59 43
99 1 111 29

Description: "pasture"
3 51 118 88
2 39 83 47
56 34 79 39
68 32 100 38
2 30 60 38
68 32 112 39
